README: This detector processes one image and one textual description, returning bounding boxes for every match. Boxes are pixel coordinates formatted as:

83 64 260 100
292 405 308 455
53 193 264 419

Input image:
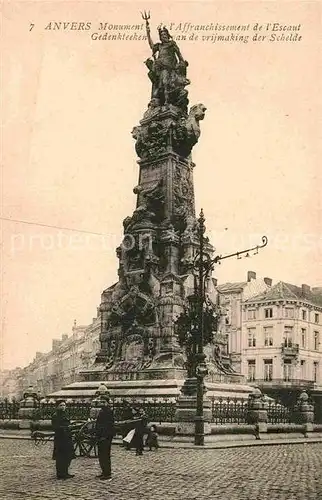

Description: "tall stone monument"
50 17 249 401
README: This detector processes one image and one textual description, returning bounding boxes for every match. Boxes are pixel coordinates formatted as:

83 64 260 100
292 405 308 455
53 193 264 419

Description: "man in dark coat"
133 409 148 456
95 397 115 480
51 400 75 480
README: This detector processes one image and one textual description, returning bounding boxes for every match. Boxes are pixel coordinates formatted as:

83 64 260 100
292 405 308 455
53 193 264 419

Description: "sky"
1 0 321 370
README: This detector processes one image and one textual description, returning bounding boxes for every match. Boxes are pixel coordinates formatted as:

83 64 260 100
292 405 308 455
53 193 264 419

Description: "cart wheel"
73 421 98 458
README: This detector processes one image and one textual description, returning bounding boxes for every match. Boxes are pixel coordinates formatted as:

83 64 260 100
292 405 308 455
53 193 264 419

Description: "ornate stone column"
246 388 268 438
295 390 315 436
18 386 40 428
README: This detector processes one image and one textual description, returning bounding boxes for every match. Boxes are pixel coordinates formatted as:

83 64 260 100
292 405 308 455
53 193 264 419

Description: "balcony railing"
250 378 316 389
281 343 299 356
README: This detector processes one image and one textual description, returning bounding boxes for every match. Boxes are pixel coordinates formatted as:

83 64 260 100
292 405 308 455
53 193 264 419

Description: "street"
0 439 321 500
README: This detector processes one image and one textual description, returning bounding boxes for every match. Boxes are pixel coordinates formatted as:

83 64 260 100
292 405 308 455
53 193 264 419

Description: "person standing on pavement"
95 396 115 481
51 399 76 480
145 424 159 451
133 409 148 456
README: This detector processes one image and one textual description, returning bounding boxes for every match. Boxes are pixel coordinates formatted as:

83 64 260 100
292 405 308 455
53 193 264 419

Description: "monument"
49 15 252 401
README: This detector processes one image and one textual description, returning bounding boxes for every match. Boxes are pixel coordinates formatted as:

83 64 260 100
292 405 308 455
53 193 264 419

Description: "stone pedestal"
246 388 268 438
296 391 315 424
175 377 212 437
17 386 40 428
295 391 315 436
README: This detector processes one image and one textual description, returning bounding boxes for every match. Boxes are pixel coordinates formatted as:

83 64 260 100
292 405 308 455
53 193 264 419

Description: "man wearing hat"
95 397 115 480
51 399 75 480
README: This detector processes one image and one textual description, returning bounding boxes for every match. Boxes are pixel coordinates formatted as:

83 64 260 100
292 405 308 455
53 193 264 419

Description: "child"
145 424 159 451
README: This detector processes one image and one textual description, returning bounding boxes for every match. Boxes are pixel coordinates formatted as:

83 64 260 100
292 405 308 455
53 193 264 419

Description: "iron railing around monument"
10 397 177 424
111 398 176 424
0 396 306 425
0 399 20 420
209 397 294 425
266 400 292 424
210 397 248 424
35 401 92 421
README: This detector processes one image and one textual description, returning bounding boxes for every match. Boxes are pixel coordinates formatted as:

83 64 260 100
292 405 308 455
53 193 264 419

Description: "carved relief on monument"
172 162 196 233
132 104 207 161
117 234 158 287
132 120 170 161
133 179 165 223
120 181 165 270
122 334 144 361
104 324 158 371
109 286 156 332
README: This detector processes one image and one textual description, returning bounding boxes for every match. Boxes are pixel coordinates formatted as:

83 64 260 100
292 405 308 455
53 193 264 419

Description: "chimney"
264 277 272 286
62 334 68 342
302 284 310 295
247 271 256 282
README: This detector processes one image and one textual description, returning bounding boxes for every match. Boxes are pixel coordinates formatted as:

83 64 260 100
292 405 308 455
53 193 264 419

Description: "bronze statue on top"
131 13 206 160
142 11 190 111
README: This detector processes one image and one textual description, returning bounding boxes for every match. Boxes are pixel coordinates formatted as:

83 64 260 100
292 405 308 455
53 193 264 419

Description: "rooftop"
245 281 322 308
217 282 248 293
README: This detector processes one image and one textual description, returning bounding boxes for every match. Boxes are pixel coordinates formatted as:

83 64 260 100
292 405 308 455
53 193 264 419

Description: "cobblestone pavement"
0 439 321 500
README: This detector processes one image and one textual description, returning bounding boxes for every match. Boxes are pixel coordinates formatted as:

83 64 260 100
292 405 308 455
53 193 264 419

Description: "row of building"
0 318 101 400
1 271 322 400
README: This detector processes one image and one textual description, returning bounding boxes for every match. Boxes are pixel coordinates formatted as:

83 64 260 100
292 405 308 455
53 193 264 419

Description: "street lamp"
176 209 268 445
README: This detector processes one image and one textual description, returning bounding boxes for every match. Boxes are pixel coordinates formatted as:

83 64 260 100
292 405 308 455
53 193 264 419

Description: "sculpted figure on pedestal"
142 12 190 111
171 103 207 157
133 179 164 221
185 103 207 145
132 119 170 160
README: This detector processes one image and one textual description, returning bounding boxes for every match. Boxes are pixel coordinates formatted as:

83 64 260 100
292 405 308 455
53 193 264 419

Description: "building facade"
241 282 322 397
217 271 271 373
0 317 101 400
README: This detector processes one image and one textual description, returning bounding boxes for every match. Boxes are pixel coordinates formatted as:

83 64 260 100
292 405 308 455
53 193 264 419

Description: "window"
285 307 294 319
302 310 307 320
300 360 306 379
283 360 293 381
301 328 306 348
315 313 320 324
283 326 293 347
265 308 273 318
247 360 256 381
247 309 256 320
248 328 256 347
264 359 273 381
264 326 273 346
313 362 318 383
314 331 320 351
